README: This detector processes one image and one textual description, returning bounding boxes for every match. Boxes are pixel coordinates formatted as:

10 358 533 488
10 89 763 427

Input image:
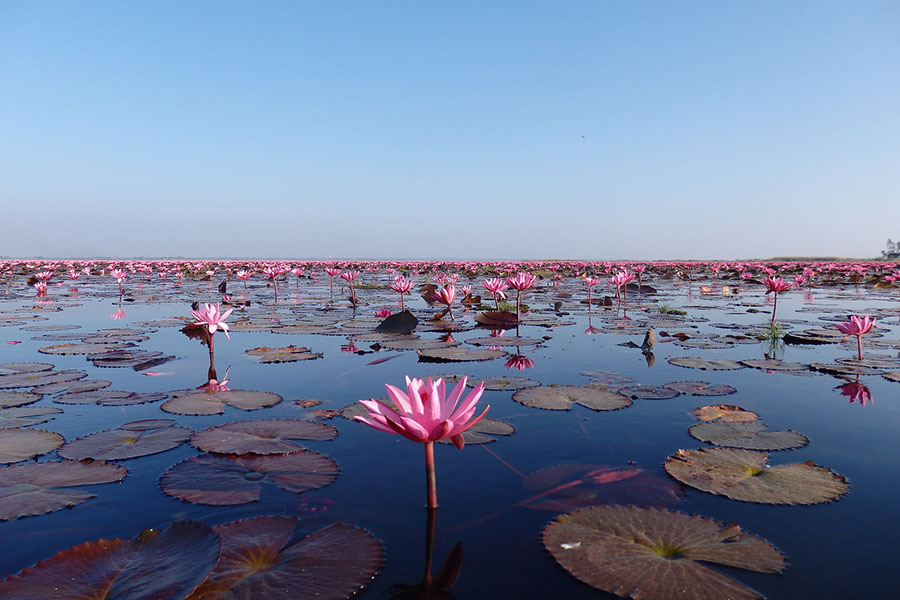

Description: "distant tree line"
883 239 900 259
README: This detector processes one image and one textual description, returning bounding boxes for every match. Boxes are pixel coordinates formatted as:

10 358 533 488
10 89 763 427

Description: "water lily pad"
688 421 808 450
810 363 881 376
474 311 519 326
513 385 632 411
381 338 460 351
543 505 785 600
0 428 64 463
468 376 536 391
579 371 635 385
691 405 759 422
668 357 745 371
245 346 323 363
883 371 900 383
374 309 418 334
0 521 219 599
664 448 849 504
0 369 87 390
417 347 506 362
0 391 42 408
739 359 809 371
90 350 176 370
38 342 133 355
161 450 338 505
58 421 192 460
190 419 337 455
30 379 112 395
0 362 54 375
0 460 127 520
161 389 282 415
835 357 900 369
187 517 382 600
0 406 63 428
436 417 514 446
620 385 681 400
54 390 168 406
465 336 542 347
663 381 737 396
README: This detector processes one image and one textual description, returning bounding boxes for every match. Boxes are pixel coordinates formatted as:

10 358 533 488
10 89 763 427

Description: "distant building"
883 239 900 259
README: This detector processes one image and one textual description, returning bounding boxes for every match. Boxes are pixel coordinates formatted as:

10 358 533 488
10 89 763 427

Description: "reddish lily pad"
620 385 681 400
190 419 337 455
186 517 383 600
245 346 323 363
663 381 738 396
474 311 520 326
0 391 42 409
160 451 339 505
58 420 192 460
0 428 64 463
0 460 127 520
0 363 54 375
161 389 282 415
417 347 506 362
0 521 220 600
668 357 745 371
664 448 849 504
691 405 759 422
0 406 64 428
688 421 808 450
513 385 632 411
543 505 785 600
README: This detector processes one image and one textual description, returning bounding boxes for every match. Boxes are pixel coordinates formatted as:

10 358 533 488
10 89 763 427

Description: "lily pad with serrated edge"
0 521 219 599
691 405 759 422
883 371 900 383
31 379 112 395
0 428 64 463
810 363 881 376
0 460 127 520
668 357 745 371
245 346 323 363
689 421 808 450
90 350 175 370
739 359 809 371
0 369 87 390
0 363 54 375
543 505 785 600
0 406 63 428
465 336 542 347
835 357 900 369
663 381 738 396
160 450 339 505
161 389 282 415
58 421 192 460
38 343 134 355
54 390 168 406
665 447 849 504
186 517 383 600
436 418 514 446
513 385 632 411
417 347 506 363
190 419 337 455
467 376 536 391
0 391 42 408
620 385 681 400
338 401 372 420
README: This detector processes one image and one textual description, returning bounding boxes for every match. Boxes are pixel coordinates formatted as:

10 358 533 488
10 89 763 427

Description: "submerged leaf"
663 381 737 396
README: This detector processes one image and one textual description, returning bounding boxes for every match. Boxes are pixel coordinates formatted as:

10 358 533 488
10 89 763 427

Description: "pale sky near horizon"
1 1 898 260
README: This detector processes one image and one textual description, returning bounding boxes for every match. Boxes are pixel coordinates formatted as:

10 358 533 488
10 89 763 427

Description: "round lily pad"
161 451 339 505
691 405 759 422
436 417 514 446
0 363 54 375
0 521 219 599
417 347 506 362
883 371 900 383
739 359 809 371
161 389 282 415
30 379 112 395
39 343 133 355
579 371 635 385
245 346 323 363
467 376 536 391
54 390 168 406
58 420 192 460
0 428 64 463
620 385 681 400
668 357 745 371
543 505 785 600
663 381 737 396
0 369 87 390
190 419 337 455
0 460 127 520
189 517 383 600
835 357 900 369
810 363 881 376
513 385 632 411
465 336 542 347
0 391 42 409
664 448 849 504
0 406 63 428
688 421 808 450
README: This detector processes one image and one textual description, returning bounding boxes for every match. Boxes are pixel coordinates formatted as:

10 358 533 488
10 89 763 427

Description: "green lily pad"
190 419 337 455
543 505 785 600
664 448 849 504
513 385 632 411
688 421 808 450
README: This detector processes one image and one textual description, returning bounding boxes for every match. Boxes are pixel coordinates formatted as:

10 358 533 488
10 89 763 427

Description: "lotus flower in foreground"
356 376 489 508
191 302 233 339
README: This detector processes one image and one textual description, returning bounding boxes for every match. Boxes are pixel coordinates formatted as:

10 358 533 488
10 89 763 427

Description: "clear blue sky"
1 1 897 260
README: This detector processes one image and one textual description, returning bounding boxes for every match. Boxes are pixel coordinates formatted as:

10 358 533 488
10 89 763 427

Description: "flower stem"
857 336 863 361
424 441 438 509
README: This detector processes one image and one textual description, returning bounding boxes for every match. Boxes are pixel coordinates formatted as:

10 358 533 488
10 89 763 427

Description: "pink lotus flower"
191 303 233 340
836 315 876 360
374 308 392 319
341 270 360 304
435 285 456 320
355 376 489 508
110 269 126 283
505 272 535 321
505 354 534 370
762 277 794 323
35 271 53 281
482 278 509 311
33 281 47 297
391 276 413 310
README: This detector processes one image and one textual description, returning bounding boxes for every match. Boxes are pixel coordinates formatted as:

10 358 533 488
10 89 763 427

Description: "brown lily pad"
579 371 635 385
663 381 737 396
161 389 282 415
668 357 745 371
436 417 514 446
54 390 168 406
809 363 881 376
38 342 134 355
245 346 323 363
186 517 383 600
543 505 785 600
465 336 542 347
883 371 900 383
190 419 337 455
0 391 42 408
0 363 54 375
30 379 112 395
467 376 536 391
474 311 519 326
417 347 506 362
620 385 681 400
0 460 127 520
739 359 809 371
513 385 632 411
0 405 64 428
691 405 759 422
0 428 64 463
664 448 849 504
160 450 339 505
688 421 808 450
0 369 87 390
0 521 220 600
58 420 192 460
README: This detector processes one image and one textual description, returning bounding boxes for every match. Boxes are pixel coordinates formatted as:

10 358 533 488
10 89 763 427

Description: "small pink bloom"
190 303 233 339
763 277 794 294
374 309 392 319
